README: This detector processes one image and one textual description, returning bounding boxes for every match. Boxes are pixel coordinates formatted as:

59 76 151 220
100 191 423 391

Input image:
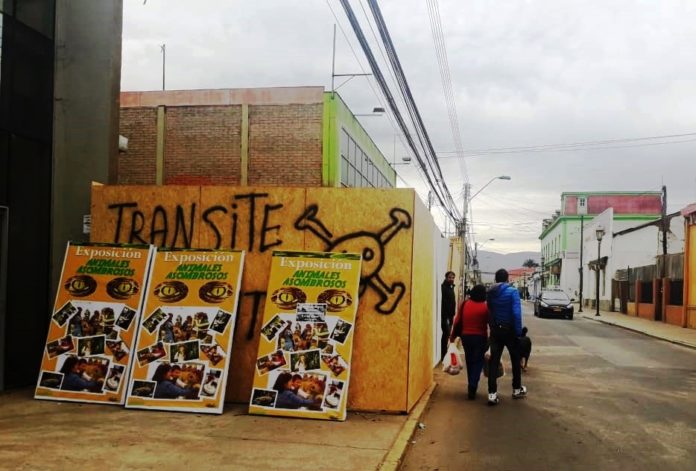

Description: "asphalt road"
400 302 696 471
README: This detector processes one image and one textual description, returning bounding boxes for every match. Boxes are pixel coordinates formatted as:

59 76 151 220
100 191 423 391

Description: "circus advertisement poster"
249 251 361 421
35 242 155 405
125 249 244 414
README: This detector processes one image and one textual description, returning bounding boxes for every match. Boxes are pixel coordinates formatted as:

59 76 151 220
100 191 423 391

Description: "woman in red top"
449 284 489 399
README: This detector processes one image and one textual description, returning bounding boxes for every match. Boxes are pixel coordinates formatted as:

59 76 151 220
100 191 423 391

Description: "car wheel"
567 314 573 320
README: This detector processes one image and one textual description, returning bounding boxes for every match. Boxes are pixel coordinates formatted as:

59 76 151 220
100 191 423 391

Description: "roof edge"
121 86 325 107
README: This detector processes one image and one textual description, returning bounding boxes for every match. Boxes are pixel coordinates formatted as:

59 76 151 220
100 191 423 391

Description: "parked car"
534 290 574 319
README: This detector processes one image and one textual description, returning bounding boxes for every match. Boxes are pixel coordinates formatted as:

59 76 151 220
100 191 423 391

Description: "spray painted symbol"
294 205 412 315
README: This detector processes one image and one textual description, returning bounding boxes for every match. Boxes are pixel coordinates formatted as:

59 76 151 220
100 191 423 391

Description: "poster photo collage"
35 243 155 404
34 243 245 415
125 249 245 414
36 245 361 420
249 251 362 421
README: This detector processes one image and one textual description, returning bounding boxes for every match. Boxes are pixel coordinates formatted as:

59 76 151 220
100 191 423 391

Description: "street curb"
377 382 437 471
582 315 696 351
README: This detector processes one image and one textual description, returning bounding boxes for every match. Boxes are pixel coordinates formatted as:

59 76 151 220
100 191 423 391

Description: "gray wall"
51 0 123 291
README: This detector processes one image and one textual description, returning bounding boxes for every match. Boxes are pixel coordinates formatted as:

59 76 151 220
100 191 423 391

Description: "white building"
539 191 667 304
581 208 684 311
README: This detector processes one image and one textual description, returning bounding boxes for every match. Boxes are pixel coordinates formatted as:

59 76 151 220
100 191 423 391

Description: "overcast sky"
122 0 696 255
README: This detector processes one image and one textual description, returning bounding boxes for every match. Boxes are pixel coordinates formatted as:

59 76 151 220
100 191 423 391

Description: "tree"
522 258 539 268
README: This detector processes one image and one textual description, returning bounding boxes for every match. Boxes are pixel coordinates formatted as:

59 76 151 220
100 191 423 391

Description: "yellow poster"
249 251 361 421
125 249 244 414
35 242 155 405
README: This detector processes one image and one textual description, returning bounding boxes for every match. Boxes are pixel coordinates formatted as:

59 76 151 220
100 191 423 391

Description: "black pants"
440 315 453 361
488 327 522 394
461 334 487 390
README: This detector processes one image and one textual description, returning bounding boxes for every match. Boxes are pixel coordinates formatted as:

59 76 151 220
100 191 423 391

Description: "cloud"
122 0 696 253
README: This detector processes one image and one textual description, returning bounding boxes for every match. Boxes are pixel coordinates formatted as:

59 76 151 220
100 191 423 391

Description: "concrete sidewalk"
0 384 434 470
582 309 696 350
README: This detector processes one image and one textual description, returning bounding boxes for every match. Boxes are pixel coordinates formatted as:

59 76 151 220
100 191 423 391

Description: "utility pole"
160 44 166 90
577 196 588 312
459 183 470 300
659 185 668 320
662 185 668 273
579 214 584 312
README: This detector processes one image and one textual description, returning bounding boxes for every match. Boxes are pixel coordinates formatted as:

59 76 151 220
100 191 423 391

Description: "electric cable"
340 0 460 222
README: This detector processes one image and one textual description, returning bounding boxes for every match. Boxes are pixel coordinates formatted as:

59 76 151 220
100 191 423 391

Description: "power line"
425 0 469 186
327 0 439 201
325 1 413 170
436 132 696 157
339 0 461 222
365 0 460 221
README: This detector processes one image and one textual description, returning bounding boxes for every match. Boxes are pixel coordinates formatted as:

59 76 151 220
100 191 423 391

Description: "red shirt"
452 300 489 337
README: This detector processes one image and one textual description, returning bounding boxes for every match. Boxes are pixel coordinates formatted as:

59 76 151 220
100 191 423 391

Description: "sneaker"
467 386 477 400
487 392 499 405
512 386 527 399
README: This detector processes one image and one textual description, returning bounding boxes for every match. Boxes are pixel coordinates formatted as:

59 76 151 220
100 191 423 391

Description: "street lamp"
477 238 495 250
473 238 494 284
392 156 411 166
354 107 386 117
469 176 512 201
595 225 605 317
474 238 495 265
460 176 511 297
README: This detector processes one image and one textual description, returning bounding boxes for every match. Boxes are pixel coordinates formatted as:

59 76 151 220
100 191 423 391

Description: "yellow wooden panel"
304 188 415 412
688 225 696 306
91 185 424 411
197 187 308 402
407 196 434 410
90 185 202 248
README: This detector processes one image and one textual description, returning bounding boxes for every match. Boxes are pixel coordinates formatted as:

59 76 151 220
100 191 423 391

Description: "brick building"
116 87 396 188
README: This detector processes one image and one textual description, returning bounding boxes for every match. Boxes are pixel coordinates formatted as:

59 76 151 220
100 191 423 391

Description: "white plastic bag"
442 341 464 375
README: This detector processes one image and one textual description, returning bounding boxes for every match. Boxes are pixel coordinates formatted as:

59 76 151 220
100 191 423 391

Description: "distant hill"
477 250 540 276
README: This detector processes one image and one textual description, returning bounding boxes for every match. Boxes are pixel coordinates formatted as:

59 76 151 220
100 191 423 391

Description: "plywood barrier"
91 184 434 412
407 198 435 410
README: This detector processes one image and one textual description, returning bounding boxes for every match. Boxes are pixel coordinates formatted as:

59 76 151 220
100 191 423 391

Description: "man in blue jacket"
486 269 526 405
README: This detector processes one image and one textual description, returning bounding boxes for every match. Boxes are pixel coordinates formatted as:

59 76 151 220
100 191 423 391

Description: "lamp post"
460 176 511 299
595 226 605 317
474 238 494 284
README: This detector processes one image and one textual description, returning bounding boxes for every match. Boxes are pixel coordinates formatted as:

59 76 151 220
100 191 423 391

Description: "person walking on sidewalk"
449 284 489 399
486 268 526 405
440 271 457 361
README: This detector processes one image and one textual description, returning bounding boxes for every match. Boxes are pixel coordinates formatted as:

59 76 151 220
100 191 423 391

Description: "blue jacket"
487 282 522 336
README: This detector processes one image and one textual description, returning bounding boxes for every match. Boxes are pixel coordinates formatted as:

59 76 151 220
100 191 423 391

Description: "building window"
339 128 392 188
